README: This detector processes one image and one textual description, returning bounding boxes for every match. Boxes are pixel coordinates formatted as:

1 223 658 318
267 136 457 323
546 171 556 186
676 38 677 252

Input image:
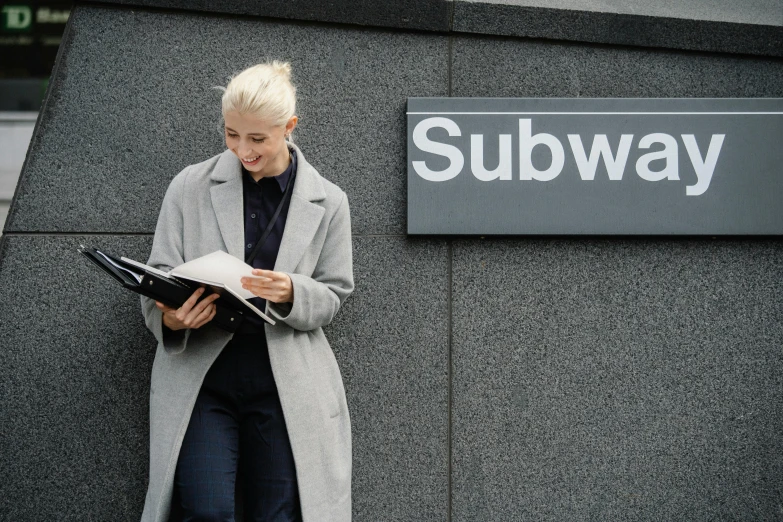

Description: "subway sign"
407 98 783 235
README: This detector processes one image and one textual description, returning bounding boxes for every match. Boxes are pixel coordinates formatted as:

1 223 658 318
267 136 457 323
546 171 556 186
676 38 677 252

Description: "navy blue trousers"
174 332 302 522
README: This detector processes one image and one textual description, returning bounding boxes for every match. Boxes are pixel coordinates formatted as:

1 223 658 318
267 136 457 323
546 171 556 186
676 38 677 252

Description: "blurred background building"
0 1 70 233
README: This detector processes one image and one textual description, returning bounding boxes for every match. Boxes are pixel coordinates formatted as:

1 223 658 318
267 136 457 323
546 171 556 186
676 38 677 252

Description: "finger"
186 293 220 324
251 269 278 279
193 306 216 329
179 287 206 316
242 279 271 295
242 275 272 286
248 276 285 289
191 303 216 329
177 289 204 322
243 282 268 295
243 286 267 299
256 285 281 302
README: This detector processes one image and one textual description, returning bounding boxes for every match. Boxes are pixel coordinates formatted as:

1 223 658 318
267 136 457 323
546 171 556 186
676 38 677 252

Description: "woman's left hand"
241 269 294 303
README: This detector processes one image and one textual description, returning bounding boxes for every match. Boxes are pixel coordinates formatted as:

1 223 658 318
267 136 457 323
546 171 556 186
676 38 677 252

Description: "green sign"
2 5 32 31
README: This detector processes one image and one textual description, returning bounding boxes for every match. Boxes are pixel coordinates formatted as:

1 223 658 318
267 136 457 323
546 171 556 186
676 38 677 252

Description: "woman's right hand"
155 287 220 331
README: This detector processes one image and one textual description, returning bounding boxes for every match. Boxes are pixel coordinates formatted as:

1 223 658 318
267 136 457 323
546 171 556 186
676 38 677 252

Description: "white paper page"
170 250 256 300
224 286 276 325
168 274 225 289
97 250 142 284
120 257 172 279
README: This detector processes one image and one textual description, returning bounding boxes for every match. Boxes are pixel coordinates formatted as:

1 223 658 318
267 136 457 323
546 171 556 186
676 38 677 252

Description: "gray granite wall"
1 2 781 520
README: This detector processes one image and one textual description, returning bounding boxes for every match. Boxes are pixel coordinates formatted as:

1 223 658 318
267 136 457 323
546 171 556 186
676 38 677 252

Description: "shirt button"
251 213 256 219
247 243 252 249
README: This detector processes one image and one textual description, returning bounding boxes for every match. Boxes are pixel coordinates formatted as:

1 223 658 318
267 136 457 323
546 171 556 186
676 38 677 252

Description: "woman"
139 61 354 522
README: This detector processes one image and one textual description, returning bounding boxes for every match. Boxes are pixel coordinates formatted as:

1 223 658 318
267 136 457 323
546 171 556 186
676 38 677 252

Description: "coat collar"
210 143 326 202
209 143 326 274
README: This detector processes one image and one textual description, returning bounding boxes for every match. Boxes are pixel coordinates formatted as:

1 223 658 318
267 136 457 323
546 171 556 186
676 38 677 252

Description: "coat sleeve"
140 167 192 354
267 191 354 331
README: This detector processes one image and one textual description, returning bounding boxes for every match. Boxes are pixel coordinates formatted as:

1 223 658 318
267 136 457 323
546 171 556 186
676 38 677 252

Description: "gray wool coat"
138 143 354 522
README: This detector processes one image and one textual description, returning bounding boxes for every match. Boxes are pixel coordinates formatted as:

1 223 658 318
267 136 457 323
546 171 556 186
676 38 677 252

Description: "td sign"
2 5 32 31
406 98 783 235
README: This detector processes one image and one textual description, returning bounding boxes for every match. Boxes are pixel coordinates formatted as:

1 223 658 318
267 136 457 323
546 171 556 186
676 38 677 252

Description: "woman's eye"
225 133 263 143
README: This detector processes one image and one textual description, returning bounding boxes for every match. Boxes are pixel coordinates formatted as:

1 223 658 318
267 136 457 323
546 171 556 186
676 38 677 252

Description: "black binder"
78 245 244 332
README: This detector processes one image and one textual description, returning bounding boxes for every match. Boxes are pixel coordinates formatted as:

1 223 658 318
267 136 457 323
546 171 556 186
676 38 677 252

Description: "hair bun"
271 60 292 80
221 61 297 127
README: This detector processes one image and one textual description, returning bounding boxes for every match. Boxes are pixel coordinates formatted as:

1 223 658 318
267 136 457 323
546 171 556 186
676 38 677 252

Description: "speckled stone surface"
0 235 448 520
326 236 449 522
451 239 783 521
78 0 783 58
459 0 783 25
452 34 783 98
81 0 453 32
6 5 448 235
453 0 783 57
0 235 156 521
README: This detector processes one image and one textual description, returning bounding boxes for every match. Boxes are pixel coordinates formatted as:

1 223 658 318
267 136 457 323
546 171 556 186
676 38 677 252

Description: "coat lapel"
274 143 326 274
208 145 326 271
210 150 245 260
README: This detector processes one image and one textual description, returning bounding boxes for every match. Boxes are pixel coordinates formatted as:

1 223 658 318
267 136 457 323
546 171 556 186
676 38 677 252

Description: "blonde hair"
220 61 296 127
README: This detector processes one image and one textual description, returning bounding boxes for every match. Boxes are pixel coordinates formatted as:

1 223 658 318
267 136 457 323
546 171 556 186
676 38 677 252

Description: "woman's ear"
285 116 298 138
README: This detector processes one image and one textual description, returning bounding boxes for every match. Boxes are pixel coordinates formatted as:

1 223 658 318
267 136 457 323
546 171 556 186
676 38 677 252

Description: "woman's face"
224 111 297 180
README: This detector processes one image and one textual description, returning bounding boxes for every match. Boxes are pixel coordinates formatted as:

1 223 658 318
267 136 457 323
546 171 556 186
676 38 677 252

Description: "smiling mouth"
243 156 260 162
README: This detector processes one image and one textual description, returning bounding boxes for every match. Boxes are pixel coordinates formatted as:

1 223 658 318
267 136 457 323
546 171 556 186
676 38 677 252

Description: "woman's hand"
155 287 220 331
241 269 294 303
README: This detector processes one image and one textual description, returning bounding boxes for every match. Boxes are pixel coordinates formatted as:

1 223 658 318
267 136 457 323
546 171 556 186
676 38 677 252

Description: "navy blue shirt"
240 147 296 332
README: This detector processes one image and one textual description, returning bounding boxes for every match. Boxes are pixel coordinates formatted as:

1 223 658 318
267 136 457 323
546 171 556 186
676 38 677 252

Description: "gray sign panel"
407 98 783 235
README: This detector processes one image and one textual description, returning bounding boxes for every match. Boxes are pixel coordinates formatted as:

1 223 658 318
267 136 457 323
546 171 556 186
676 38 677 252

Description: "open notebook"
79 246 275 331
121 250 275 325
